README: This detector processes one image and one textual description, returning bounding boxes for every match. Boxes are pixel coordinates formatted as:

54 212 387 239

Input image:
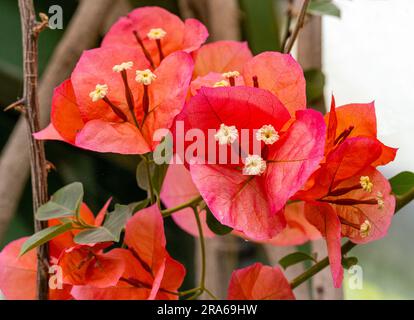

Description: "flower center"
243 154 266 176
359 219 371 238
359 176 373 192
135 69 157 85
214 124 238 145
256 124 279 145
113 61 134 73
147 28 167 40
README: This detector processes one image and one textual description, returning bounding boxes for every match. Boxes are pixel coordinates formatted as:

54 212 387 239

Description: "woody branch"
18 0 49 300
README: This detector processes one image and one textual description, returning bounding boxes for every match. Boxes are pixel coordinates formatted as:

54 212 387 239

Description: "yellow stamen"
213 80 229 88
360 219 371 238
360 176 373 192
376 191 384 209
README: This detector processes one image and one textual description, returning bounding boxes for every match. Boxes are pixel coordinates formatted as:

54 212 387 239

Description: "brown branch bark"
0 0 117 243
283 0 310 53
18 0 49 300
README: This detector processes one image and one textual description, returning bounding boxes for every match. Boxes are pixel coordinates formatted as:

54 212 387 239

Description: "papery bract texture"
227 263 295 300
102 6 208 67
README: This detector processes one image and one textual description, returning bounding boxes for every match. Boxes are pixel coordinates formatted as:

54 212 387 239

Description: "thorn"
33 12 49 35
4 98 25 112
45 161 56 173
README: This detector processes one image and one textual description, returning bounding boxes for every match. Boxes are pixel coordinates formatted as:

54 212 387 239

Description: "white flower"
256 124 279 145
113 61 134 73
89 84 108 102
214 124 238 145
222 71 240 78
360 220 371 238
147 28 167 40
135 69 157 85
243 154 266 176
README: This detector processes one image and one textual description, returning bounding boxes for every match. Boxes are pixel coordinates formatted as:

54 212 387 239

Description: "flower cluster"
0 6 397 300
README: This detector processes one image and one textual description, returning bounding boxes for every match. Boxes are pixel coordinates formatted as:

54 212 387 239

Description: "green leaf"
342 256 358 269
240 0 281 53
389 171 414 196
308 0 341 18
74 204 133 244
36 182 84 221
279 251 317 270
136 159 150 191
206 208 233 236
304 69 326 103
20 222 73 256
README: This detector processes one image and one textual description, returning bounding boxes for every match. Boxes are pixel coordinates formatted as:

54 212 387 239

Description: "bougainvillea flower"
35 46 193 154
191 51 306 116
178 86 325 240
325 97 397 166
0 238 72 300
160 158 215 238
101 6 208 68
294 137 395 287
70 205 185 300
263 202 321 246
227 263 295 300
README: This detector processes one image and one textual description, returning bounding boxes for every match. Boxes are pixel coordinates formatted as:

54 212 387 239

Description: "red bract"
191 51 306 116
295 137 395 287
263 202 321 246
0 238 72 300
160 158 215 238
193 40 253 78
70 205 185 300
35 46 193 154
179 86 325 240
0 201 111 300
227 263 295 300
102 6 208 68
325 97 397 165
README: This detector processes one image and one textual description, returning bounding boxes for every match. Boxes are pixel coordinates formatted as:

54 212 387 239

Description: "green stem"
161 196 203 218
290 241 356 289
143 155 155 204
193 206 206 288
290 190 414 289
